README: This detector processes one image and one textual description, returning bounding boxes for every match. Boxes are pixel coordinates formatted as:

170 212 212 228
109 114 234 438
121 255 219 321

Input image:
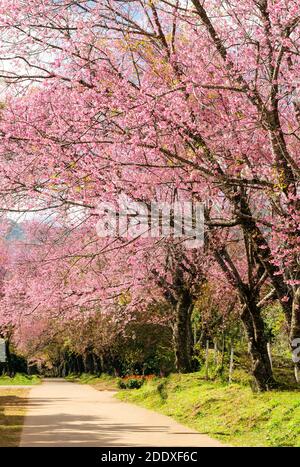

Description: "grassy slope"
0 388 29 447
0 374 40 386
116 373 300 447
66 373 118 390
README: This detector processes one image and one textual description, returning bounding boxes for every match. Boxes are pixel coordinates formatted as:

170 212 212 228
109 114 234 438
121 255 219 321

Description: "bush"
0 373 40 385
118 379 127 389
118 377 145 389
157 381 168 401
127 378 144 389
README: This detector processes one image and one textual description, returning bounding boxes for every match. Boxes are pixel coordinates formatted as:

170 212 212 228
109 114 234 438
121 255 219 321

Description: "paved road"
20 379 223 447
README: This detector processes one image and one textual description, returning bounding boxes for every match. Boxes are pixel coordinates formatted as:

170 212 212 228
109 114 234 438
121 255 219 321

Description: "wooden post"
228 345 234 384
294 365 299 383
267 342 273 371
220 332 225 373
214 340 218 366
205 340 209 379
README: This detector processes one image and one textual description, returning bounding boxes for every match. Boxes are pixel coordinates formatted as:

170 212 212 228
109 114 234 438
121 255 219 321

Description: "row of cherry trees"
0 0 299 390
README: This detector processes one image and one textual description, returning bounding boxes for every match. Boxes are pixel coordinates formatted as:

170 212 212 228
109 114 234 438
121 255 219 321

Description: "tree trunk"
290 287 300 382
173 289 193 373
83 351 95 373
214 244 275 390
4 340 14 377
92 354 100 374
240 303 275 391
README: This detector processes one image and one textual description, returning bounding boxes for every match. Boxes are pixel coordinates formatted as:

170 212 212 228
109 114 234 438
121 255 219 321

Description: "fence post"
267 342 273 371
214 340 218 366
228 345 234 384
205 340 209 379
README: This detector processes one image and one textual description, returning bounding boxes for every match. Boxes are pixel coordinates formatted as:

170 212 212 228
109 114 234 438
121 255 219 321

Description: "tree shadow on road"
21 399 171 447
0 393 28 447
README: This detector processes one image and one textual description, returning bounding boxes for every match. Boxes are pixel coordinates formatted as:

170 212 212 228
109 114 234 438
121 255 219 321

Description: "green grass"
116 372 300 447
0 373 41 386
0 388 29 447
66 373 118 390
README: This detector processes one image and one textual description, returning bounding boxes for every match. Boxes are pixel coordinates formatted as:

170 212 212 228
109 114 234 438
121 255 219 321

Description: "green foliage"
263 302 286 340
0 373 40 386
118 377 145 390
118 379 127 389
66 373 118 390
66 373 99 383
126 378 144 389
113 322 175 376
157 380 168 401
262 302 290 358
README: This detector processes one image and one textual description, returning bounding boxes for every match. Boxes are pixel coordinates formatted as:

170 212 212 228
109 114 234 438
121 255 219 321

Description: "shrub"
157 381 168 401
117 377 145 389
126 378 144 389
118 379 127 389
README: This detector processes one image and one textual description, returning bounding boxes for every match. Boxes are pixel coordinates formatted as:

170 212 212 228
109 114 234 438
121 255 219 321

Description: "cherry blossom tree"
0 0 299 389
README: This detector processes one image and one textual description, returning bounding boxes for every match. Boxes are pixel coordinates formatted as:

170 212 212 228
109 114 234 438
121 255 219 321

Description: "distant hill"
4 221 24 241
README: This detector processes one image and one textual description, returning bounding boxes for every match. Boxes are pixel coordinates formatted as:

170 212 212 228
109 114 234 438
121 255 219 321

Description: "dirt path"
20 379 223 447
